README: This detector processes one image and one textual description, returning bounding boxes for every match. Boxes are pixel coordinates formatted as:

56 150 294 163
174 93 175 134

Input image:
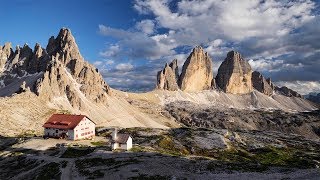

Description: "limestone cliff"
156 59 179 91
216 51 253 94
179 46 213 92
252 71 273 96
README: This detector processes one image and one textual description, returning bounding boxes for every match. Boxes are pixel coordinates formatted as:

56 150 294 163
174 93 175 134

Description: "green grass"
156 135 189 156
206 147 319 172
130 146 146 152
90 141 106 147
60 147 95 158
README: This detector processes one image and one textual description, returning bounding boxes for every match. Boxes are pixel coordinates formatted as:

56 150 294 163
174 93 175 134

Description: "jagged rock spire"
0 28 111 109
156 60 179 91
216 50 253 94
252 71 273 96
178 46 213 92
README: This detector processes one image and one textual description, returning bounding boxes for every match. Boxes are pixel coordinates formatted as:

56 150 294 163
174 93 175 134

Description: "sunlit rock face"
216 51 253 94
156 59 179 91
179 46 213 92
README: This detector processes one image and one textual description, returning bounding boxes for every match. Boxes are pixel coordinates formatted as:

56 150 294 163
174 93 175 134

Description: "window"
56 130 58 133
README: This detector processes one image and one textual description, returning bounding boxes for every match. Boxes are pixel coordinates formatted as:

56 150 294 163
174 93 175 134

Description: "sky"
1 0 320 95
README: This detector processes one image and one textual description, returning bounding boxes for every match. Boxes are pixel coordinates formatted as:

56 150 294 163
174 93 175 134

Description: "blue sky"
0 0 136 60
1 0 320 94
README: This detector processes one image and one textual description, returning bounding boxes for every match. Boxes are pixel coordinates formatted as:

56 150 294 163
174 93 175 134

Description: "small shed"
111 129 132 150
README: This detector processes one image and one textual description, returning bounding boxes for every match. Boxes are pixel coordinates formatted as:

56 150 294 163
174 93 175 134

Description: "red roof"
43 114 94 130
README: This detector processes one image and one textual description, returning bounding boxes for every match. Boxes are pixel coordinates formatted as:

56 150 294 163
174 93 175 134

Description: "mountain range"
0 28 318 138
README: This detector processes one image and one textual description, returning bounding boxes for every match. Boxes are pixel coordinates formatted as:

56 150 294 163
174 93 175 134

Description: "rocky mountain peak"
179 46 213 92
0 42 14 71
169 59 179 81
252 71 273 96
46 28 82 65
216 50 253 94
0 28 110 109
275 86 302 98
156 59 179 91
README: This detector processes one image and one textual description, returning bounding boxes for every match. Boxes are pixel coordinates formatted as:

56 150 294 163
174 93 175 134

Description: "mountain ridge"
0 28 318 138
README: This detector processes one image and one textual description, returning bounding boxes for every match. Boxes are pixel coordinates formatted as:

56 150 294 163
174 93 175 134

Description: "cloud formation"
97 0 320 94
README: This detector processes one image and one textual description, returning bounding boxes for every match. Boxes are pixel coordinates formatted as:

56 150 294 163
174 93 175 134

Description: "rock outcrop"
266 78 275 91
0 43 13 71
252 71 273 96
179 46 213 92
156 60 179 91
216 51 253 94
0 28 110 109
275 86 302 98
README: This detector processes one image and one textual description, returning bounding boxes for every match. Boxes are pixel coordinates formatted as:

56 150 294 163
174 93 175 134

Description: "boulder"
216 51 253 94
179 46 213 92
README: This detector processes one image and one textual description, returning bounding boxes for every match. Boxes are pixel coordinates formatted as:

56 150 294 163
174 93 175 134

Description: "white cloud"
93 61 103 67
99 24 176 60
248 59 284 72
106 60 114 65
275 81 320 95
115 63 134 71
98 0 319 92
134 0 315 41
135 19 155 34
100 44 120 57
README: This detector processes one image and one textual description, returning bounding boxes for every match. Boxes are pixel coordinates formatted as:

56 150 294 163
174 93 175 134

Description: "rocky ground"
165 101 320 139
0 127 319 180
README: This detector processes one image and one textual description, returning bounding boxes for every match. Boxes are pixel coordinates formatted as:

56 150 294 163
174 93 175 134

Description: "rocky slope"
216 51 253 94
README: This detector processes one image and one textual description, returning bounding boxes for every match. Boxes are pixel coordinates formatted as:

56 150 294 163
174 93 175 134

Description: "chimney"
112 128 118 140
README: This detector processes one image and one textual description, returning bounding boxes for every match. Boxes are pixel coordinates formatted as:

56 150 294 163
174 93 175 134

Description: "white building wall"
126 136 133 150
112 142 119 150
73 117 95 140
